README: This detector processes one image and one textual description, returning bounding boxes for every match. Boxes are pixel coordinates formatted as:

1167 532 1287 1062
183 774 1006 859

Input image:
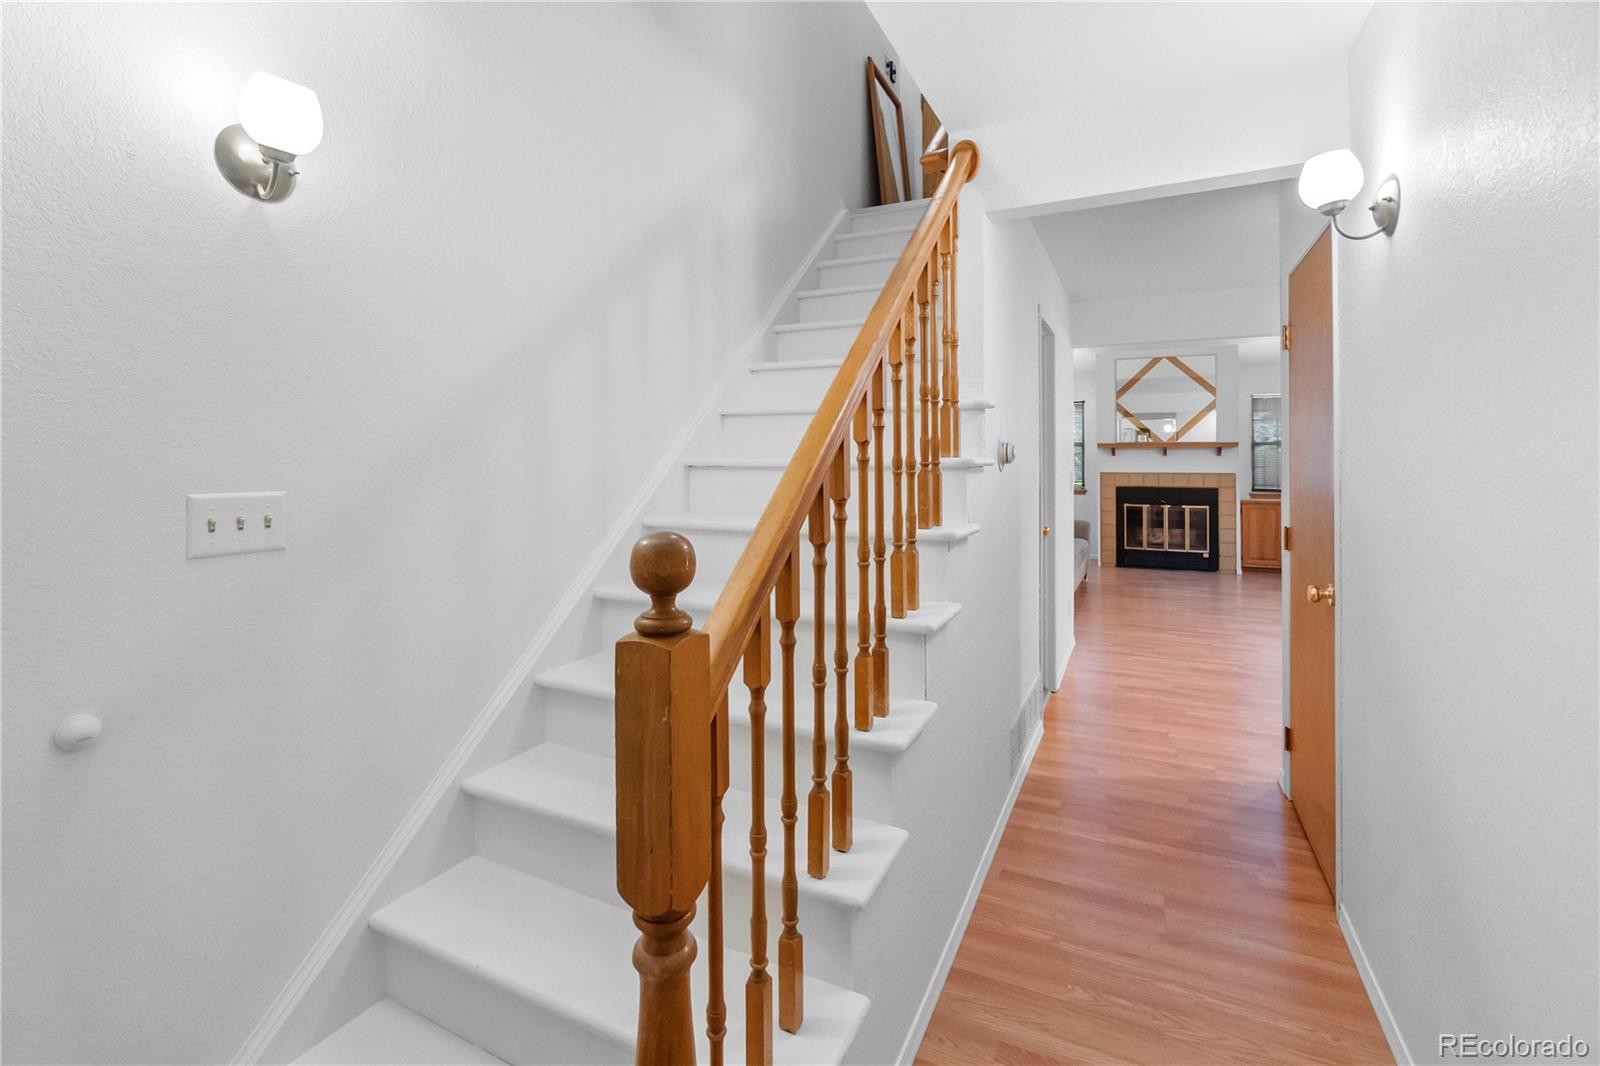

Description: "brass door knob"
1305 583 1336 606
1042 525 1052 537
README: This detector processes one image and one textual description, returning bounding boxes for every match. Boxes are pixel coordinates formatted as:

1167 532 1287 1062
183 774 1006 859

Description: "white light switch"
186 491 287 559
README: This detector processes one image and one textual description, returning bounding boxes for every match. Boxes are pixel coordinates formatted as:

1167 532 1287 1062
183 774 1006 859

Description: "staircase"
294 147 984 1066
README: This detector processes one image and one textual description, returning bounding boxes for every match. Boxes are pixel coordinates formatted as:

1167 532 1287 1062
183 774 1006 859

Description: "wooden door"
1288 228 1337 894
1039 318 1058 691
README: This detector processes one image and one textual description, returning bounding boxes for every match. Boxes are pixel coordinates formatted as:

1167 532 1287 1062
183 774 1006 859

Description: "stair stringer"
239 205 854 1066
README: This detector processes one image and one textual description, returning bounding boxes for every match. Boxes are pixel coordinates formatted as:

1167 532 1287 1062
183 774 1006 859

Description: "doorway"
1287 227 1338 894
1039 316 1058 692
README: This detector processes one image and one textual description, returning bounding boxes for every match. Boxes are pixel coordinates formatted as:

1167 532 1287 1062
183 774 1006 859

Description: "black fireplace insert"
1114 485 1220 572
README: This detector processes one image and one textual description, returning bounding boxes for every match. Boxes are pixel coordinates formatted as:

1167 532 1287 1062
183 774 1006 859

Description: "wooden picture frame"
866 58 911 205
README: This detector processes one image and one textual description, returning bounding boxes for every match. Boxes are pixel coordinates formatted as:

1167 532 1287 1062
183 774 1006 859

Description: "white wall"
1070 286 1278 350
1335 3 1599 1060
0 5 907 1062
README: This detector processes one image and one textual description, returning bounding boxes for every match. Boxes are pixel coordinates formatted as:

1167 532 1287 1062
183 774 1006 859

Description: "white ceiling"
1033 180 1283 302
868 2 1373 133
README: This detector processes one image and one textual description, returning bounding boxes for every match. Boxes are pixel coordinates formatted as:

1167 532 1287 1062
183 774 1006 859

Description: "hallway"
917 565 1391 1065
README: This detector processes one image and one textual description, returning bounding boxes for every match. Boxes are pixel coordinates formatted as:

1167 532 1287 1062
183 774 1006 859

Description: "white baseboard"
1339 903 1411 1066
894 689 1045 1066
230 204 852 1066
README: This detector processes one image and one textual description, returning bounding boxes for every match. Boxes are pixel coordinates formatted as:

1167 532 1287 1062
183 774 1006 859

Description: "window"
1251 394 1283 492
1073 401 1086 492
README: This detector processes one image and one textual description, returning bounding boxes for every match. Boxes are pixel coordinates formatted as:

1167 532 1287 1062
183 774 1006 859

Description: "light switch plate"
186 491 287 559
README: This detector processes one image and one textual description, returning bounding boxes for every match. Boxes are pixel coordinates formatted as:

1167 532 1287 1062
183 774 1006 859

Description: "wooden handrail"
703 139 979 694
616 137 979 1066
919 124 949 168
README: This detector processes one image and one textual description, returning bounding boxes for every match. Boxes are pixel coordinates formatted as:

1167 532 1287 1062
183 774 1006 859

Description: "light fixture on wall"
214 73 323 202
1297 149 1400 239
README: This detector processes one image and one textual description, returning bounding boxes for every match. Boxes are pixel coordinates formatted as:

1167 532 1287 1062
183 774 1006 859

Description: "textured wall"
1336 3 1599 1059
1 5 902 1061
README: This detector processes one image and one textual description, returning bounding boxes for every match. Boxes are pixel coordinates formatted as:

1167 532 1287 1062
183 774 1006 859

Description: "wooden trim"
1114 357 1164 400
1114 403 1156 439
1165 355 1218 397
1171 399 1216 442
1098 440 1237 457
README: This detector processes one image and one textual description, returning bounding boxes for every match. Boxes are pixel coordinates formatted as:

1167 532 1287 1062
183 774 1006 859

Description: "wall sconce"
214 73 323 202
1298 149 1400 240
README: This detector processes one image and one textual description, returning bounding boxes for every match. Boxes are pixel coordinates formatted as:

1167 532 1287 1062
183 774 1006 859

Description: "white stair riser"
470 799 859 986
538 685 904 820
797 288 878 322
847 204 926 234
726 365 837 408
721 408 988 462
817 258 894 289
727 719 900 825
832 229 912 259
688 464 970 525
385 938 626 1065
641 524 956 602
599 600 927 686
720 411 812 455
775 324 860 363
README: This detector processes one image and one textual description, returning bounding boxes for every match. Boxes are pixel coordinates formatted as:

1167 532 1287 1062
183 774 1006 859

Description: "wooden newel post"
616 531 712 1066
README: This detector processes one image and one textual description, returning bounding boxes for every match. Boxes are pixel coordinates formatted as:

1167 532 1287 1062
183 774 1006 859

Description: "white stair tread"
463 746 906 910
850 198 929 218
748 357 844 373
294 998 505 1065
592 578 960 636
773 318 866 335
684 455 987 477
536 649 936 754
815 251 901 269
796 282 883 300
370 857 870 1063
642 510 981 545
836 222 916 239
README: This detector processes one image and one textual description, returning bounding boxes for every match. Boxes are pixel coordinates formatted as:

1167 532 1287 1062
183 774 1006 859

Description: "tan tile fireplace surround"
1100 472 1237 573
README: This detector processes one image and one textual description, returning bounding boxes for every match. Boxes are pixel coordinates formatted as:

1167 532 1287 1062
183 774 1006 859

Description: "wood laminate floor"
916 564 1391 1065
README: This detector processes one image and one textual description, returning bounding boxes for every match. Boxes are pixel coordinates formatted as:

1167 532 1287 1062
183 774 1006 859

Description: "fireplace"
1115 485 1220 572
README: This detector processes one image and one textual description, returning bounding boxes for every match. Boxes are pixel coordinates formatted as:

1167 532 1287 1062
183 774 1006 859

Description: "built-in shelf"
1098 440 1238 457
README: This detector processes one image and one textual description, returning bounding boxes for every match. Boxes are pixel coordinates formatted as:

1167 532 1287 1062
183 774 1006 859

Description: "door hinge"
1283 525 1293 551
1284 726 1293 752
1282 323 1292 351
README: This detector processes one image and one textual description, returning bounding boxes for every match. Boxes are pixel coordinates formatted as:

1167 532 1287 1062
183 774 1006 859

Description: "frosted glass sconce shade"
1298 149 1364 214
238 73 323 157
215 72 323 203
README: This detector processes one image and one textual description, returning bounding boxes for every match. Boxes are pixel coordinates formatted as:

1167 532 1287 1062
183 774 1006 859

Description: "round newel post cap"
630 531 696 637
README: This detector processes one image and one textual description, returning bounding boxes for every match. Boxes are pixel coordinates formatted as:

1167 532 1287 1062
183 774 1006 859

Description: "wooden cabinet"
1240 498 1282 571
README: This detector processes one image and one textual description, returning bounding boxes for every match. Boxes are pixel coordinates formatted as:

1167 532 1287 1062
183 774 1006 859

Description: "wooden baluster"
744 609 773 1066
949 201 961 457
775 550 804 1033
615 532 711 1066
707 691 728 1066
930 235 946 527
889 314 907 620
916 263 933 529
871 360 890 717
853 399 874 731
807 490 830 878
830 445 853 852
905 290 922 612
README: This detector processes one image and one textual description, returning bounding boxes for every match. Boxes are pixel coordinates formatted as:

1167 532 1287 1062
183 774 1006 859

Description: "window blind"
1251 394 1282 492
